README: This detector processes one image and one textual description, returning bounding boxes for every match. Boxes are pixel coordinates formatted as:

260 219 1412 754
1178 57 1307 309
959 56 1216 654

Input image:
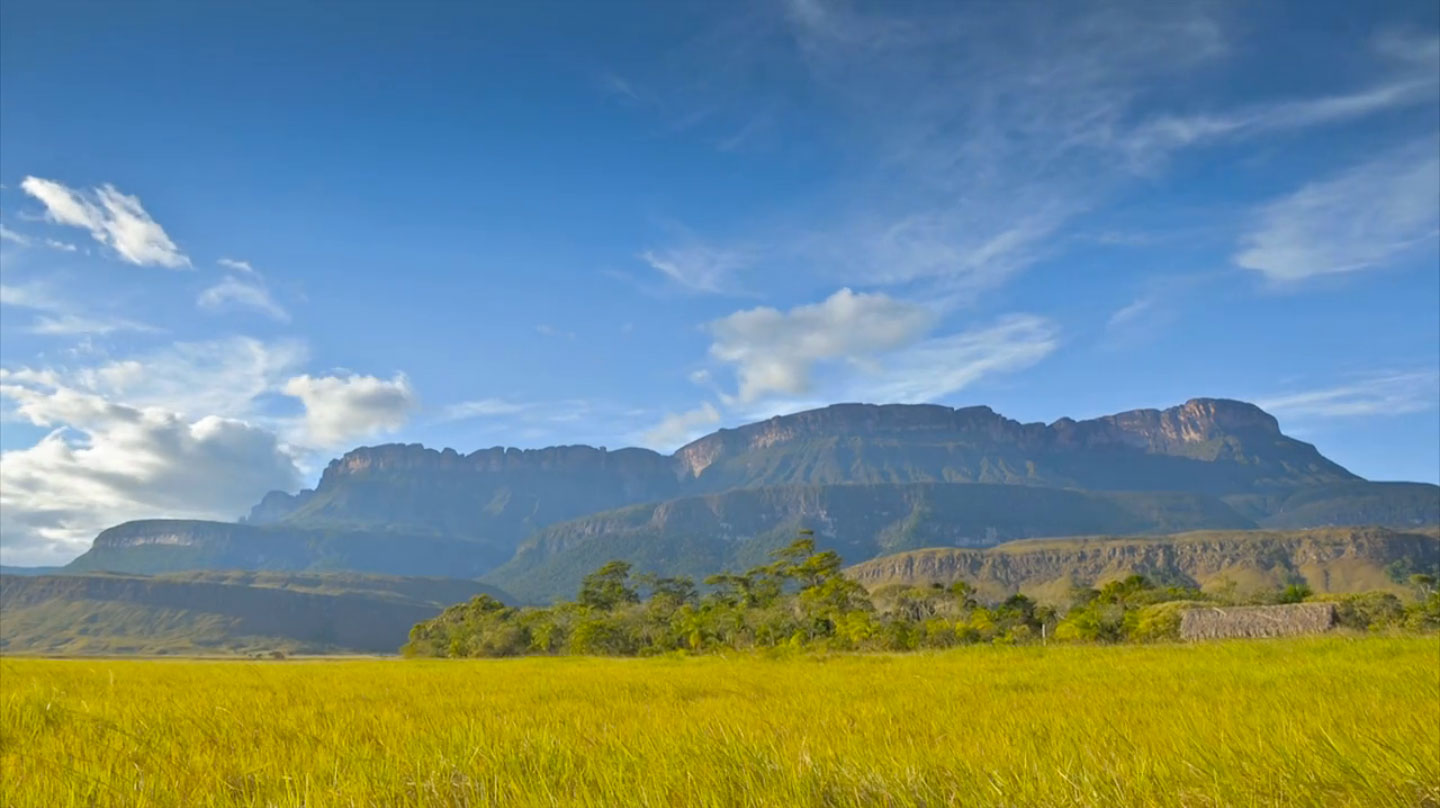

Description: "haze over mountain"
52 399 1438 602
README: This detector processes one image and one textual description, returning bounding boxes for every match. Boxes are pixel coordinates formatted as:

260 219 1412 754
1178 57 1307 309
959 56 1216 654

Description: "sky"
1 0 1437 565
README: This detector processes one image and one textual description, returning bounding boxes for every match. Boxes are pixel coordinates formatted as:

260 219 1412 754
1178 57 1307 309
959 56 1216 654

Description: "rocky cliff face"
671 398 1352 493
845 526 1440 601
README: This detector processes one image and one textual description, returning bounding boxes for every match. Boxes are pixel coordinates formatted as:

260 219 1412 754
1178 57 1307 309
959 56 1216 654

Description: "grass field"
2 638 1437 807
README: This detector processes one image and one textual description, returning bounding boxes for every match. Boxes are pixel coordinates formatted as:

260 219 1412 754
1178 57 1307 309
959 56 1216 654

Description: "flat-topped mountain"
62 399 1437 583
671 399 1352 493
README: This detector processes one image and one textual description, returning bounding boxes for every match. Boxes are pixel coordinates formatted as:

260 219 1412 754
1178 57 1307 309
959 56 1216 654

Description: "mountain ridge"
60 399 1436 583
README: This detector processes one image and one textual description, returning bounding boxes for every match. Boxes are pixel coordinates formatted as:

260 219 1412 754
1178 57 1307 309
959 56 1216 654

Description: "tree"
1410 573 1436 598
1277 583 1312 604
578 560 640 611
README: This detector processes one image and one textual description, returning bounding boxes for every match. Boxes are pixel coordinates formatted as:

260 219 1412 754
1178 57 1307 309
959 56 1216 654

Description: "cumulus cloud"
282 373 417 447
198 276 290 321
0 339 422 564
0 383 300 565
19 177 189 268
708 288 936 402
1234 141 1440 281
643 402 722 448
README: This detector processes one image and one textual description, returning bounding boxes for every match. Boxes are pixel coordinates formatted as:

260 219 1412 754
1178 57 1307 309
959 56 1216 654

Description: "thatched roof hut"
1180 602 1337 641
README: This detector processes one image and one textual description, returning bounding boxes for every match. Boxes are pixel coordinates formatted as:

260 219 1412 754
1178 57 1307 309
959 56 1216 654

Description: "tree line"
404 535 1440 657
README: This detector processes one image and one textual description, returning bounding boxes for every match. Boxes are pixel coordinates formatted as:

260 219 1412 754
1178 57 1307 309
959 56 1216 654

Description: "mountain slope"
67 399 1437 580
845 526 1440 604
0 571 509 655
65 520 512 576
482 483 1258 603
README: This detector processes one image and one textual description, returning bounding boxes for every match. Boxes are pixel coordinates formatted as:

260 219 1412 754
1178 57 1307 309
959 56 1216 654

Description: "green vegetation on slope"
481 483 1258 603
2 639 1435 807
411 537 1440 657
0 571 509 656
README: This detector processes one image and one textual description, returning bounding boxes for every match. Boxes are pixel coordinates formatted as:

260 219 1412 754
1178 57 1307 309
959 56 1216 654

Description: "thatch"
1180 603 1336 641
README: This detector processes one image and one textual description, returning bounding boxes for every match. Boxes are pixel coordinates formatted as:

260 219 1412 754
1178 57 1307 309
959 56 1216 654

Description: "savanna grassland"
3 638 1437 808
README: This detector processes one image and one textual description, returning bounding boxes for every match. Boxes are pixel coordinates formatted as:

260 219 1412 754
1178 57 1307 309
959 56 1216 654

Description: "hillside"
62 399 1439 581
65 520 511 577
483 483 1257 603
0 571 510 656
845 526 1440 604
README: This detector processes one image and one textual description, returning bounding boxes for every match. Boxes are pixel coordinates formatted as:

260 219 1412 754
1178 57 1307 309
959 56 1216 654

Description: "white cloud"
440 398 527 420
0 339 422 564
1107 297 1156 329
0 383 300 565
217 257 257 274
282 373 417 447
1 337 307 421
19 177 189 268
535 324 576 339
639 244 751 295
643 402 721 448
842 315 1058 403
198 276 290 321
708 288 936 402
0 282 52 309
637 7 1434 299
0 225 30 245
28 314 157 336
1234 141 1440 281
1257 372 1439 418
0 280 157 336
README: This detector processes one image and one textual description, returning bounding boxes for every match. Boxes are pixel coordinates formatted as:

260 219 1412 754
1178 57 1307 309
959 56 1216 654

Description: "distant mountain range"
45 399 1440 600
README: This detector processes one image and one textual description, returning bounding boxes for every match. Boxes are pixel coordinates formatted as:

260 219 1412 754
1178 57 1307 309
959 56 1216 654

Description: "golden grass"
2 637 1437 807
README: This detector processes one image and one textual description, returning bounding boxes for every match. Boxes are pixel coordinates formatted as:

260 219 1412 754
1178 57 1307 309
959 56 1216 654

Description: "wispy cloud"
1258 371 1439 418
639 243 752 295
19 177 189 268
535 323 576 339
0 226 79 254
0 225 30 246
1234 139 1439 282
0 280 157 336
217 257 257 274
636 6 1434 299
28 313 157 336
1107 297 1156 329
439 398 528 421
835 314 1058 404
198 275 290 321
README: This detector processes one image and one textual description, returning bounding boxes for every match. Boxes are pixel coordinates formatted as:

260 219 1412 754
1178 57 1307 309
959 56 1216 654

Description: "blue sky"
1 0 1437 564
